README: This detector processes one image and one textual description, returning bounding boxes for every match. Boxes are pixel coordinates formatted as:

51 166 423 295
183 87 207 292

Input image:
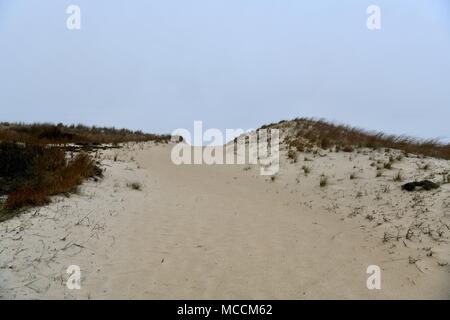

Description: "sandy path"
84 145 448 299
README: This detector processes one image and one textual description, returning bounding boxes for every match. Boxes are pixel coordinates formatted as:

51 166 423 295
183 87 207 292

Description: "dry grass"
393 171 403 182
0 122 170 145
1 144 102 214
265 118 450 160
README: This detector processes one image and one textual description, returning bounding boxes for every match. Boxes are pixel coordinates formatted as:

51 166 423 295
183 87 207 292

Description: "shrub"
2 144 102 212
0 143 66 195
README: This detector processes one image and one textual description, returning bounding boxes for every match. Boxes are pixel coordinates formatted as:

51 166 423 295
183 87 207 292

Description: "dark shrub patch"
1 142 102 216
401 180 439 192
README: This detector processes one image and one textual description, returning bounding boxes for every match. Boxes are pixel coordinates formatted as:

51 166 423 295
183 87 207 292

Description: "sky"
0 0 449 141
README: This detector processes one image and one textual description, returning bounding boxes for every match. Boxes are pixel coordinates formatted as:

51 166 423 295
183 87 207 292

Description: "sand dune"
1 141 449 299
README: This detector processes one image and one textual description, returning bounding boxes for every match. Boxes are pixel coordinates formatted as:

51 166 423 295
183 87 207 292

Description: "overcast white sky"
0 0 449 141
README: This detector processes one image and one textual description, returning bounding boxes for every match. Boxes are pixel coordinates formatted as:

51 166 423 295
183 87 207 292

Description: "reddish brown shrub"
3 147 102 211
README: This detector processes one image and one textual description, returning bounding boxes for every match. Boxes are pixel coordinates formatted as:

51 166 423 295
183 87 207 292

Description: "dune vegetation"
0 123 170 220
260 118 450 160
0 122 170 145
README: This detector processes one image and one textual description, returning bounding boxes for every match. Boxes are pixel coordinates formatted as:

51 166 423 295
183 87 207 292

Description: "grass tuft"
127 182 142 191
393 171 403 182
302 165 311 176
319 175 328 187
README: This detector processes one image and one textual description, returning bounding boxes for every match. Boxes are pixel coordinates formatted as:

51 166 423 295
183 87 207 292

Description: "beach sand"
1 142 449 299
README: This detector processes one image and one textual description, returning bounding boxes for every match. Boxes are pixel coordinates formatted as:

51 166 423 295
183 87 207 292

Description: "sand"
1 142 449 299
